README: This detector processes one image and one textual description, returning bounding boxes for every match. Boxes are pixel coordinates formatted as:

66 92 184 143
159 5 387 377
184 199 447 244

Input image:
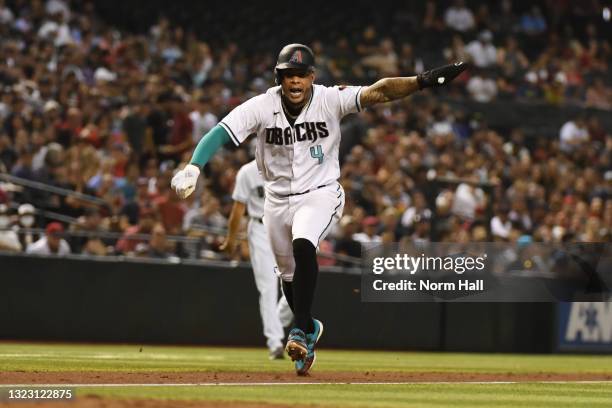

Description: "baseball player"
172 43 467 375
220 159 293 360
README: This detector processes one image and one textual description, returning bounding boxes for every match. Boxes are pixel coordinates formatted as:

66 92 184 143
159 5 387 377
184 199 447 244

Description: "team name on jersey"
265 122 329 146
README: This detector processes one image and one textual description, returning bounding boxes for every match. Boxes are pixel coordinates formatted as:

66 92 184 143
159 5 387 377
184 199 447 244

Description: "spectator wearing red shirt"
159 95 193 162
153 176 187 235
115 208 157 254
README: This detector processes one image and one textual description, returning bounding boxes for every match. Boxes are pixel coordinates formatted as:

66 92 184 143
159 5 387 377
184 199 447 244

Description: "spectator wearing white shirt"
444 0 475 32
559 117 589 153
491 206 512 240
0 204 21 252
0 0 14 25
466 30 497 68
353 216 382 244
401 191 432 230
26 222 71 256
189 96 218 144
467 69 498 102
451 182 486 220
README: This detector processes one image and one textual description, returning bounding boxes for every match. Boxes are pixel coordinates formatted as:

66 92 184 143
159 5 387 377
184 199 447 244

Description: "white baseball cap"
18 203 35 215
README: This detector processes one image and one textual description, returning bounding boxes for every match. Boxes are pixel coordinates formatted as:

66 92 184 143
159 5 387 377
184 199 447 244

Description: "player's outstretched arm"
171 125 230 199
360 62 468 108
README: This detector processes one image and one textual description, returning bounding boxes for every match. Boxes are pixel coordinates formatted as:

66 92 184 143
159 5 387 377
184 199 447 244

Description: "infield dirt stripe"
4 381 612 387
1 371 612 385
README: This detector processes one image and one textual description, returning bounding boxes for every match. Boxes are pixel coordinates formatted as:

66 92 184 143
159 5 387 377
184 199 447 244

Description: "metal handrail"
1 174 363 265
0 173 108 206
9 227 364 265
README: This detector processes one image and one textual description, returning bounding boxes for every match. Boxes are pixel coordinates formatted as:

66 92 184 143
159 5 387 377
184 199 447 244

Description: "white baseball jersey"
231 160 264 219
219 84 363 196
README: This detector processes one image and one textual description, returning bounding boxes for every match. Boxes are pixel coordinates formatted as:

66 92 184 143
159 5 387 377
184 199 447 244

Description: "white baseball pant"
247 218 293 351
264 183 345 282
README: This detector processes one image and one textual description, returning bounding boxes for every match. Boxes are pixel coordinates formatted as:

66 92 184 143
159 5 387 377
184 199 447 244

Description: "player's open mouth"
289 88 303 97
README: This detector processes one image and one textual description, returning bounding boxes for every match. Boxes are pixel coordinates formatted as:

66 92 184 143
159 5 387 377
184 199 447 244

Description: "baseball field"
0 342 611 407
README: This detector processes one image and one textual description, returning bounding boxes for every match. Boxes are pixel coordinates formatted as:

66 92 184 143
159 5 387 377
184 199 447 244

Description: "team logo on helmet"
289 50 303 63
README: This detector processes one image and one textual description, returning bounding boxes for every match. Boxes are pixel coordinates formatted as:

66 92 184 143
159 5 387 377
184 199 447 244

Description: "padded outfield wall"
0 253 581 353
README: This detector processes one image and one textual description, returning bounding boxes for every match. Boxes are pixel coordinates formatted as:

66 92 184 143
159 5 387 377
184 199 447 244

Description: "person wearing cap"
0 204 21 252
26 222 71 255
15 203 38 248
465 30 497 68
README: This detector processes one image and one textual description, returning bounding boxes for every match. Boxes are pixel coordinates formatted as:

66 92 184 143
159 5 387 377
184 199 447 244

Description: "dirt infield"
0 396 301 408
2 371 611 408
2 370 612 384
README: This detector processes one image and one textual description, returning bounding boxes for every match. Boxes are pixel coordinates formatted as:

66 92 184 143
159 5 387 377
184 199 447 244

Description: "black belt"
281 184 329 198
250 217 263 224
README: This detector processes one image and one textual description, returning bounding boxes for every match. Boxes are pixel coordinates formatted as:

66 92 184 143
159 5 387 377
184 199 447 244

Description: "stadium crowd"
0 0 610 262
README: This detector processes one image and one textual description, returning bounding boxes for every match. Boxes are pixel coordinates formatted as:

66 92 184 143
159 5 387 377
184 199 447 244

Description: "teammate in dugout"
172 44 468 375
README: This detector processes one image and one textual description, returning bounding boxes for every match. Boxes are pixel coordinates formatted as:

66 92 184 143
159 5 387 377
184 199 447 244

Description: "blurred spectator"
585 78 612 110
353 216 382 244
334 215 362 262
410 213 432 244
361 38 399 77
466 69 498 102
26 222 71 255
0 0 14 25
466 30 497 68
184 195 227 232
0 133 17 172
520 6 547 36
122 103 150 159
158 96 193 161
559 117 589 153
497 36 528 80
189 96 218 144
70 207 109 255
0 203 21 252
10 147 35 180
147 223 172 258
317 239 336 266
16 203 38 249
444 0 475 32
451 182 486 221
443 35 469 63
490 205 512 240
422 0 445 32
115 208 156 255
401 191 432 231
153 180 186 235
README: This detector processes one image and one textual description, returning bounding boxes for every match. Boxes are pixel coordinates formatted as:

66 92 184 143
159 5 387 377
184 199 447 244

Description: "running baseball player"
220 159 293 360
172 43 467 375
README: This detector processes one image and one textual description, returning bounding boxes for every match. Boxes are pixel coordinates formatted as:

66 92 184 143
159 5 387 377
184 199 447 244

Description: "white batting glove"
171 164 200 199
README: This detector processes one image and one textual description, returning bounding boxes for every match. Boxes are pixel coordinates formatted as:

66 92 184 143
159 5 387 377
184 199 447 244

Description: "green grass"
78 383 612 408
1 342 611 374
1 342 611 407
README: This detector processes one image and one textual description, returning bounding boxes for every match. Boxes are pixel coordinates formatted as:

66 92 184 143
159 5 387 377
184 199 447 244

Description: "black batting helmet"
274 43 315 84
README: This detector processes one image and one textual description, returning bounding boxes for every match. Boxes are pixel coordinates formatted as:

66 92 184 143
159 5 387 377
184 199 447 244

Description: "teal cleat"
296 318 324 376
285 328 307 362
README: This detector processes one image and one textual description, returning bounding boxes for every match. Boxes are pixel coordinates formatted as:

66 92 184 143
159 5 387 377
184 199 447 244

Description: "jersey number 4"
310 145 324 164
